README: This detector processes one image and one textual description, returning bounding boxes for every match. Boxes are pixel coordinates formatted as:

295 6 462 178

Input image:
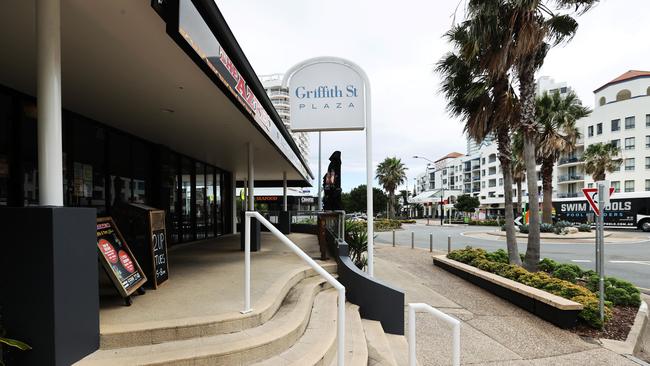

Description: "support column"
37 0 64 206
247 143 254 211
278 171 291 234
231 173 237 234
241 143 260 251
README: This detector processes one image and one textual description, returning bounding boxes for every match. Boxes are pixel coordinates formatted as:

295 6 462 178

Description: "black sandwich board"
96 217 147 298
112 203 170 288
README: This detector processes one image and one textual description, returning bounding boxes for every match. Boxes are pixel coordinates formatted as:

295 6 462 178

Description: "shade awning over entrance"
0 0 312 184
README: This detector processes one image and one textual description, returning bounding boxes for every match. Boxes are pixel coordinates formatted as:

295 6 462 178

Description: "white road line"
571 259 592 263
609 260 650 266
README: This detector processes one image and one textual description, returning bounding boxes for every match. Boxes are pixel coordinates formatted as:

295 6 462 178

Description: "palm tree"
375 157 407 219
511 135 526 218
584 143 622 181
536 90 590 224
504 0 598 271
437 7 523 265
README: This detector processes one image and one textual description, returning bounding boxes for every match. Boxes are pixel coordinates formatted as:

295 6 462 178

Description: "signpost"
283 57 374 276
582 183 614 322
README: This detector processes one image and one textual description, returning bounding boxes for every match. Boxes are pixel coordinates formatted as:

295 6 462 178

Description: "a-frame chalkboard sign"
96 217 147 300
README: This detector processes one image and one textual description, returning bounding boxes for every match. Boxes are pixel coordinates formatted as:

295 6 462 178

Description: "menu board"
96 217 147 297
149 210 169 288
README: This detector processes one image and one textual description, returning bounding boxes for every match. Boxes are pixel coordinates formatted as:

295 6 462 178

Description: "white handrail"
243 211 346 366
408 303 460 366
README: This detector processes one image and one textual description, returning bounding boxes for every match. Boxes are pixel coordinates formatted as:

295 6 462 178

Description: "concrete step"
386 334 413 366
100 262 337 349
362 319 398 366
329 303 369 366
75 276 332 365
251 288 340 366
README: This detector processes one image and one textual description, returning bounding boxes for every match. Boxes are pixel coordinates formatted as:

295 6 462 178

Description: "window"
482 158 486 164
482 169 485 177
588 125 594 137
560 87 567 94
588 183 594 188
616 89 631 101
488 179 496 187
596 123 603 135
611 139 620 149
625 180 635 193
625 158 635 171
611 119 620 132
611 181 620 192
499 178 503 186
646 157 650 169
599 97 606 106
625 137 635 150
488 154 497 163
646 180 650 192
489 167 496 175
647 114 650 127
625 116 635 129
481 181 485 188
646 135 650 148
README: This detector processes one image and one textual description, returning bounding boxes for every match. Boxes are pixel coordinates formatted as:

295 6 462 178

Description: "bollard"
392 230 395 247
447 235 451 254
429 233 433 252
411 231 414 249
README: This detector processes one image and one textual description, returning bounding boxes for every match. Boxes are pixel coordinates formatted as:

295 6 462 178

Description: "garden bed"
433 255 583 328
436 247 642 331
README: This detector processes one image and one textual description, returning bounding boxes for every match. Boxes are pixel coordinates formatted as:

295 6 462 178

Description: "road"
374 223 650 289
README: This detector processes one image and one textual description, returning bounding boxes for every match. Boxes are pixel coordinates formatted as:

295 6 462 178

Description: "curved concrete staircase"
75 263 411 366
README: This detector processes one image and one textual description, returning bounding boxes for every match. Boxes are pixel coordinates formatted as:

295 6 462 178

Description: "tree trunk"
541 158 554 224
519 56 540 272
496 128 522 265
516 180 523 217
389 191 395 219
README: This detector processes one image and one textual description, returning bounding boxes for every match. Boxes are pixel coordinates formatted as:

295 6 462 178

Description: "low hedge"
468 220 500 226
447 247 612 328
351 219 403 232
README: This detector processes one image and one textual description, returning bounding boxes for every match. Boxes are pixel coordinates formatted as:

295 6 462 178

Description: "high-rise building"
259 73 310 160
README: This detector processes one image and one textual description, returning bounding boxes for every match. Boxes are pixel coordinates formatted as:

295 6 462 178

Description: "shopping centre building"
0 1 314 364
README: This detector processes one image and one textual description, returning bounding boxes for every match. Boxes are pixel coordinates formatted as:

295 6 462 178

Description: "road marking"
571 259 592 263
609 260 650 266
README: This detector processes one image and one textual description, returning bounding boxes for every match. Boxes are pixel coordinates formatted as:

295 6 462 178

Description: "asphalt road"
374 223 650 289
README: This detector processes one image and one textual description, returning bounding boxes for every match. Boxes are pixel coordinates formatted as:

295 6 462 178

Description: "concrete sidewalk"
373 244 642 366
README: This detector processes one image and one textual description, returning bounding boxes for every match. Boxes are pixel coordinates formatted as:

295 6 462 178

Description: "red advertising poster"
96 217 147 297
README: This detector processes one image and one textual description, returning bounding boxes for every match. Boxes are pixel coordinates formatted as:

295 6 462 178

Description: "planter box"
433 255 583 328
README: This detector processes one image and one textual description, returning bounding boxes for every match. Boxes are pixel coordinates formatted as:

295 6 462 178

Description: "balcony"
558 174 584 183
471 164 480 170
472 176 480 181
557 192 581 198
558 156 583 165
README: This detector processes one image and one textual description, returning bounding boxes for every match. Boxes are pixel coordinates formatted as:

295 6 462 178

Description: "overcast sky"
215 0 649 193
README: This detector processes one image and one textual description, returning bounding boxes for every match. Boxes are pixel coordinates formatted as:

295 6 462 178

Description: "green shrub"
518 224 529 234
578 224 592 232
399 219 416 224
540 223 555 233
584 273 641 307
555 220 572 229
468 220 500 226
538 258 558 273
552 264 583 283
447 247 611 328
486 249 509 264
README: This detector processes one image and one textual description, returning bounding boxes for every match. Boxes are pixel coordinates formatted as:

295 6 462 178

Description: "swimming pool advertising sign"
284 57 370 132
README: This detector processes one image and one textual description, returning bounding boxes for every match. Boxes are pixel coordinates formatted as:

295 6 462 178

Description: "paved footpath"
373 244 644 366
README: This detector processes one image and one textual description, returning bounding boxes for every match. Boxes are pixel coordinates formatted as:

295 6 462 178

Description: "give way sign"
582 187 615 216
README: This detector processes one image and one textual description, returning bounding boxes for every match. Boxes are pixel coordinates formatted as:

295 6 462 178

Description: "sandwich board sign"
582 187 615 216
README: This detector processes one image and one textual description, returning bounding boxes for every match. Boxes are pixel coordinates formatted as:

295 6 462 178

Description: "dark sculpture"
322 151 342 211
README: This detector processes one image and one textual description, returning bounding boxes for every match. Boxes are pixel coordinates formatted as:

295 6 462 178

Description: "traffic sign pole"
597 183 606 322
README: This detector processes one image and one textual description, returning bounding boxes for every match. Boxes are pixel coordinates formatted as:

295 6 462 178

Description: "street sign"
582 187 615 216
514 216 522 226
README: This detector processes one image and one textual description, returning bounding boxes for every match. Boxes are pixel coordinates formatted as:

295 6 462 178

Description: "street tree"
375 157 407 219
344 185 388 215
536 90 590 224
454 195 480 218
583 143 622 181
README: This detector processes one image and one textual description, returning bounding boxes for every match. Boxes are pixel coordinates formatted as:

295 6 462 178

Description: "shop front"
0 1 312 365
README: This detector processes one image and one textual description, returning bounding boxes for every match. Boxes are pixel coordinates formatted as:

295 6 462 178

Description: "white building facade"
259 73 311 160
411 73 650 218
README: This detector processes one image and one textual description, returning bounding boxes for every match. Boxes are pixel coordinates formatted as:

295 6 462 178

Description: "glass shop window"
161 150 179 244
21 100 39 206
195 162 206 240
0 92 11 206
108 132 132 207
68 116 107 215
181 157 193 242
131 139 152 204
206 166 215 238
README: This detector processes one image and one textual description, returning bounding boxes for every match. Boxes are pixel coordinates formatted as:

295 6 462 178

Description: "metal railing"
558 174 584 182
408 303 460 366
243 211 346 366
558 156 583 165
